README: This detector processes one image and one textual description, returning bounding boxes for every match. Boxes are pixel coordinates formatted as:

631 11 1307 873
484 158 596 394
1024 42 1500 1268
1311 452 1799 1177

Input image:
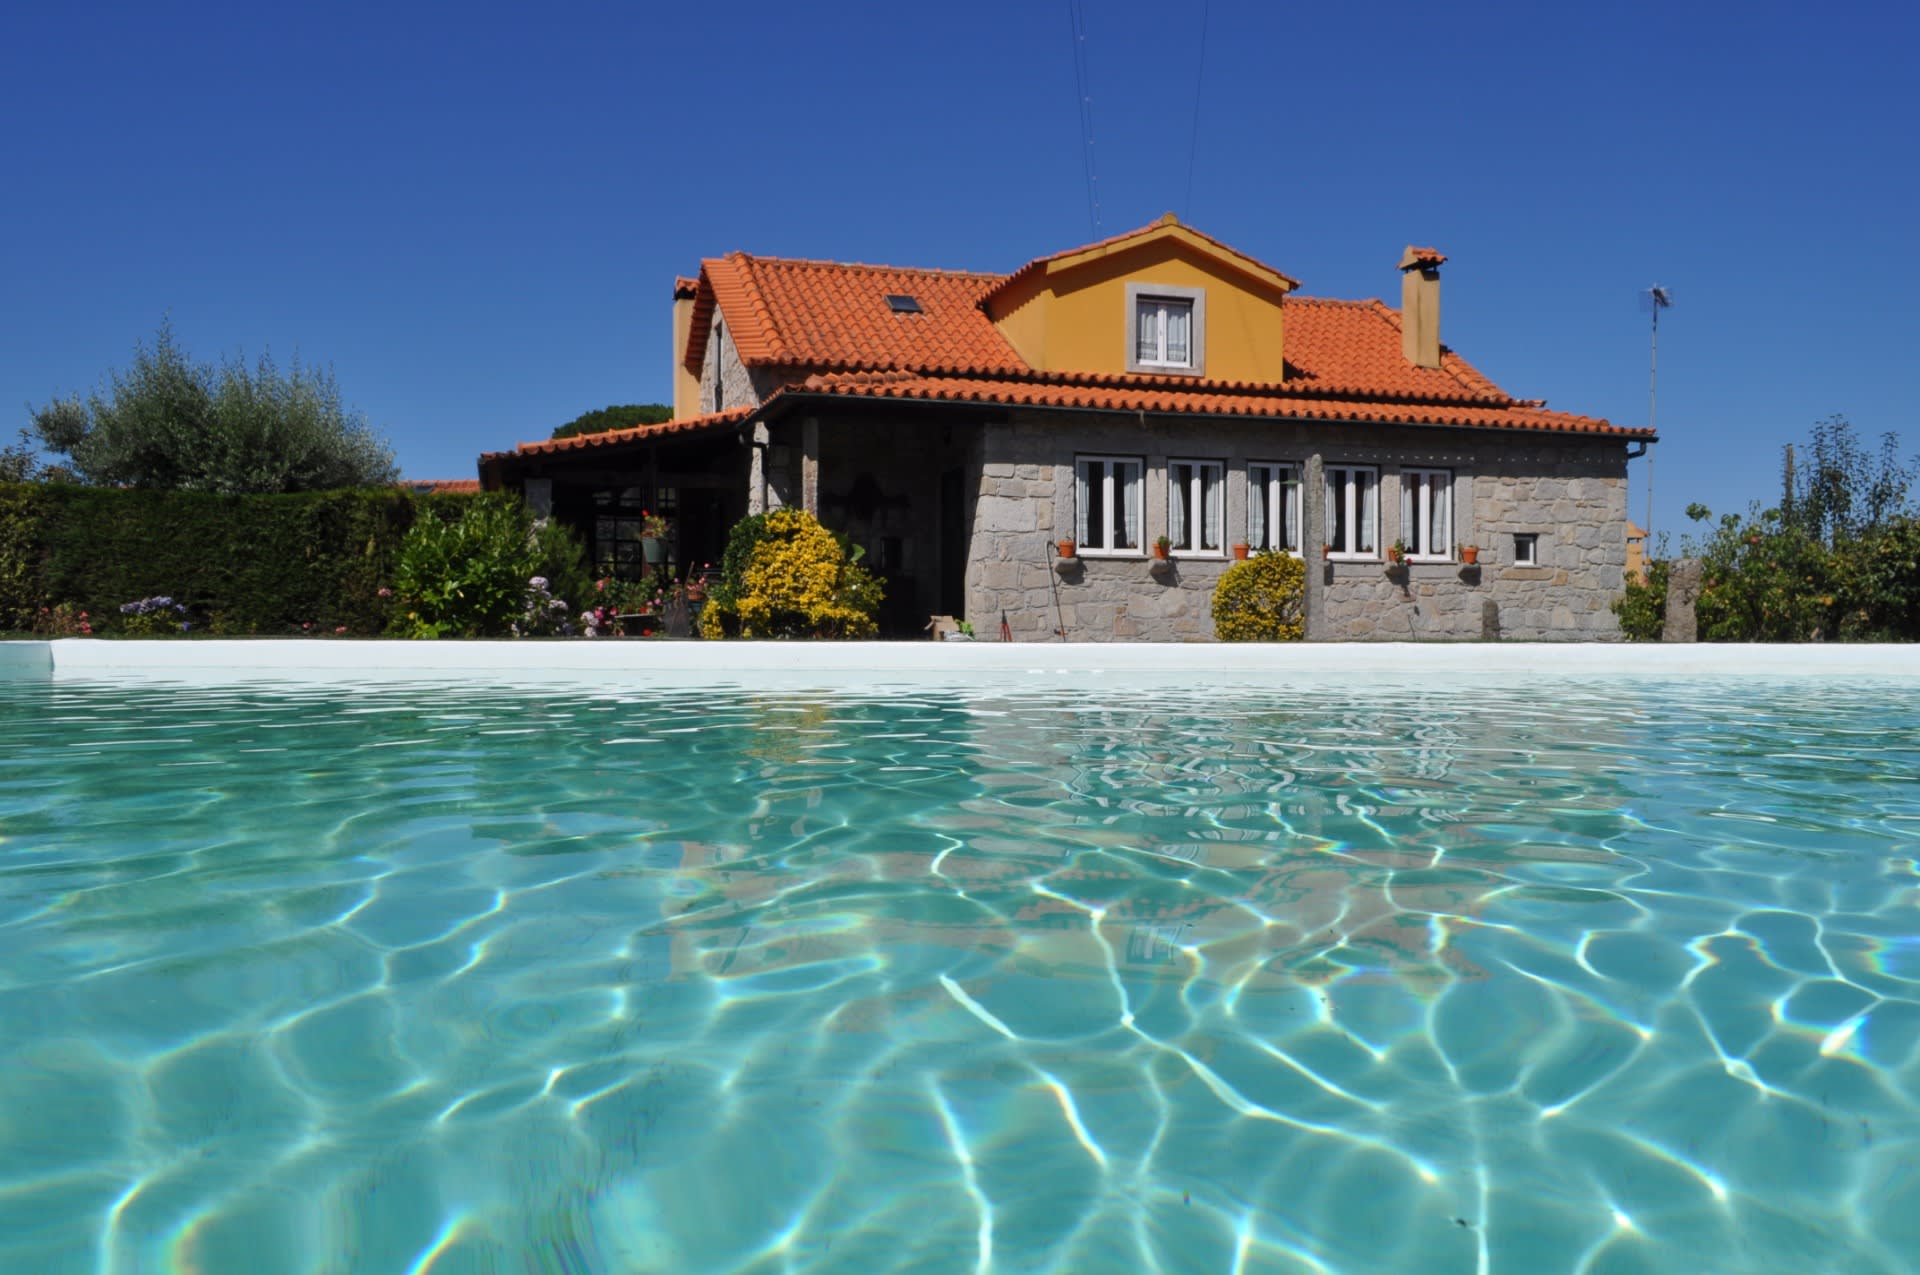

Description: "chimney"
671 276 700 420
1398 246 1446 369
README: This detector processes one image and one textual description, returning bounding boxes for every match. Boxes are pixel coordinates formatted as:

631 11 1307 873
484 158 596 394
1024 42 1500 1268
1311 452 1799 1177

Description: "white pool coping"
3 638 1917 688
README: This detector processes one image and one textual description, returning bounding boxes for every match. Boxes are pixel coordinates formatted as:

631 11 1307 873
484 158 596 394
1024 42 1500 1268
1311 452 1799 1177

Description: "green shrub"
1611 558 1670 641
1 480 473 635
391 494 589 638
1211 551 1306 641
699 509 881 639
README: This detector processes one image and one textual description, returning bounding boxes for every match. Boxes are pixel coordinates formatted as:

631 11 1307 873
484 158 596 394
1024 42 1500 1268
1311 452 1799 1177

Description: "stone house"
478 216 1652 640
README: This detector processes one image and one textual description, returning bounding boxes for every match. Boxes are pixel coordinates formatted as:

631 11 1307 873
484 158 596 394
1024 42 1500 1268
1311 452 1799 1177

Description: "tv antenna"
1639 285 1673 540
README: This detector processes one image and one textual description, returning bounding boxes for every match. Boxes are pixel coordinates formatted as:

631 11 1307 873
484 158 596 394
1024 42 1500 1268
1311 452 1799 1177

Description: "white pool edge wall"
3 639 1917 685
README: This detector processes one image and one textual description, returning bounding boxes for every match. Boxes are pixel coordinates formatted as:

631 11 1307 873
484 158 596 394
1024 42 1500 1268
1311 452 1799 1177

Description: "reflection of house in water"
645 689 1637 1034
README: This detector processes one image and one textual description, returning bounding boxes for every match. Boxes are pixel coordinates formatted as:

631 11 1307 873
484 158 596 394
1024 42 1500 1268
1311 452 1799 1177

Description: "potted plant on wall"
1231 541 1251 560
1457 543 1479 565
1386 538 1407 565
1056 537 1077 560
1153 535 1173 560
637 510 671 566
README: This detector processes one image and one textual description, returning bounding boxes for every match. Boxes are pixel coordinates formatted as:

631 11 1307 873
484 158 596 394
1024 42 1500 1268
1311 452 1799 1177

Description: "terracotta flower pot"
1153 543 1171 560
1056 539 1077 559
1459 545 1479 565
1231 543 1250 560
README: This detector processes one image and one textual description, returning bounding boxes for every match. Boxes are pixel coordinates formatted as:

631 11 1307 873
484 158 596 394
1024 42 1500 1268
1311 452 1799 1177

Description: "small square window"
1135 297 1193 368
1126 283 1205 375
1514 533 1538 566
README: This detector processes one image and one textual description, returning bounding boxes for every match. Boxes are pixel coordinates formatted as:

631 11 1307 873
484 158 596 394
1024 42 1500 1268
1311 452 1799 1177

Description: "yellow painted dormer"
980 214 1297 383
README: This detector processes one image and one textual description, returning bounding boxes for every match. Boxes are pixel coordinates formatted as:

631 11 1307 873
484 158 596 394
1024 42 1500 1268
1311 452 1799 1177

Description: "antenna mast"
1643 285 1672 541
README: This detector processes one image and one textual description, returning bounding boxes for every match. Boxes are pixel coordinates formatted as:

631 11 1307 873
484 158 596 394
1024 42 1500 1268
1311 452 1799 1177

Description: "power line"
1067 1 1101 236
1183 0 1210 220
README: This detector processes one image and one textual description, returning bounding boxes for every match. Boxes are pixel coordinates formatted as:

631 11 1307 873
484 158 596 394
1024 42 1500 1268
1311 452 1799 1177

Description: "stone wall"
696 317 759 414
964 412 1631 641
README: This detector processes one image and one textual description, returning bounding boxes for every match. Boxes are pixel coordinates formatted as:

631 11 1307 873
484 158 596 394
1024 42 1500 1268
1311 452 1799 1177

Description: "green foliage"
1211 551 1306 642
1611 558 1670 641
1780 415 1913 547
391 495 590 638
30 322 398 493
1658 418 1920 642
0 483 51 630
0 480 449 635
698 509 881 639
550 404 672 440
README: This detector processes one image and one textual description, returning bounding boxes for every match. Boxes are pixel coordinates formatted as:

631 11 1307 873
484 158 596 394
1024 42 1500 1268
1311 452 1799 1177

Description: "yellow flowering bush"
699 508 882 639
1211 551 1306 641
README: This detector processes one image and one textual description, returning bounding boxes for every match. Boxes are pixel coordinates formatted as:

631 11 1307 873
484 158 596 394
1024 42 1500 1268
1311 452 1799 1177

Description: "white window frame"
1400 468 1454 561
1075 454 1144 555
1125 283 1206 376
1167 458 1224 554
1324 465 1379 558
1248 461 1301 555
1513 533 1539 566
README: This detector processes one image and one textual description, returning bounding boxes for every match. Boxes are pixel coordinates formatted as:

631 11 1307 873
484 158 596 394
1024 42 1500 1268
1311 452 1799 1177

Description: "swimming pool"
2 644 1917 1273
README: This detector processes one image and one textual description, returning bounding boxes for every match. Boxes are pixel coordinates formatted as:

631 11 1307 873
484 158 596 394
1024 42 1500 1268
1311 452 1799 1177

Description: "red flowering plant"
33 603 93 636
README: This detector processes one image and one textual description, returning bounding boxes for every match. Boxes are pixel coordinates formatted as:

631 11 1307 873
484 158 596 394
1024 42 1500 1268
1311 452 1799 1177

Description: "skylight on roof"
884 294 924 314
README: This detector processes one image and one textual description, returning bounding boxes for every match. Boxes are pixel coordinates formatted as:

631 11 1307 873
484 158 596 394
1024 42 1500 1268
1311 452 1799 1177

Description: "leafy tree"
1611 556 1670 641
29 323 398 493
550 404 672 440
1679 417 1919 641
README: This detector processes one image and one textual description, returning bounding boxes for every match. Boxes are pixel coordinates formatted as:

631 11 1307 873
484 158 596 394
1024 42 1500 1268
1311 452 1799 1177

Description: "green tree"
549 404 672 440
1682 417 1919 641
30 323 398 493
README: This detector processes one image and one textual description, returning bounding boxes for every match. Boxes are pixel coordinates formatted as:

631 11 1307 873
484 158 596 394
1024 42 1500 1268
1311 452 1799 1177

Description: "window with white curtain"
1400 468 1453 559
1075 455 1143 554
1248 462 1301 554
1324 465 1379 557
1134 297 1194 368
1167 459 1223 552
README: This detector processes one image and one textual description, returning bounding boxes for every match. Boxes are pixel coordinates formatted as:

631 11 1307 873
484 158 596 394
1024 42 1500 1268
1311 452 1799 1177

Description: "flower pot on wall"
1056 539 1077 559
641 536 667 566
1232 543 1250 560
1459 545 1479 565
1153 543 1171 560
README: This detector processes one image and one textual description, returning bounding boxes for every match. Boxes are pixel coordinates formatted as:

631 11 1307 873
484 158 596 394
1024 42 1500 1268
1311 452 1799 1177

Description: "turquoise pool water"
0 674 1916 1274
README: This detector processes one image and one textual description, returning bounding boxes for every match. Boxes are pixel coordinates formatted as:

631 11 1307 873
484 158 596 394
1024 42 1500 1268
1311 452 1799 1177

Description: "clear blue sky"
4 0 1914 544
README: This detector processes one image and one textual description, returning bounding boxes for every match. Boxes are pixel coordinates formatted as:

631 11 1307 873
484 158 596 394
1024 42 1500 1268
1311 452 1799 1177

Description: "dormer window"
1125 283 1205 375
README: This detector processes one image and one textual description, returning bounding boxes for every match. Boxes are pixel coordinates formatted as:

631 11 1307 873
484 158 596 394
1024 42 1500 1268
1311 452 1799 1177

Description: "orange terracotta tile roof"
405 478 481 494
687 254 1020 375
783 368 1630 436
626 225 1646 449
483 406 752 462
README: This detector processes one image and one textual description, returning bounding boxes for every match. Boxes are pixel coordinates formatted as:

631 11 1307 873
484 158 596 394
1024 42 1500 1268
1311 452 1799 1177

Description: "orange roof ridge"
487 406 754 461
985 215 1302 305
766 370 1642 439
730 253 1005 282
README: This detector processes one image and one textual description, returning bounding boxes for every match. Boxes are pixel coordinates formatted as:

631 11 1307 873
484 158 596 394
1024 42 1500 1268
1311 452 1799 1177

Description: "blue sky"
3 0 1914 544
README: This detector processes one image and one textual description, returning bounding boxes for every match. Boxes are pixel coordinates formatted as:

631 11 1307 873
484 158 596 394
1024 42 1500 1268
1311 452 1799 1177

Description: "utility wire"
1183 0 1210 220
1068 1 1101 236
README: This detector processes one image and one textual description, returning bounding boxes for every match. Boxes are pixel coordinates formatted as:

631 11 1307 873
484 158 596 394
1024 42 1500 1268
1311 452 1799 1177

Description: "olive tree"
30 323 398 493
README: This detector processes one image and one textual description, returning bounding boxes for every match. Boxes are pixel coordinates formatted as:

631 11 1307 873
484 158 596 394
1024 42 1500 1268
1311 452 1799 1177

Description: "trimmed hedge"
0 481 480 634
